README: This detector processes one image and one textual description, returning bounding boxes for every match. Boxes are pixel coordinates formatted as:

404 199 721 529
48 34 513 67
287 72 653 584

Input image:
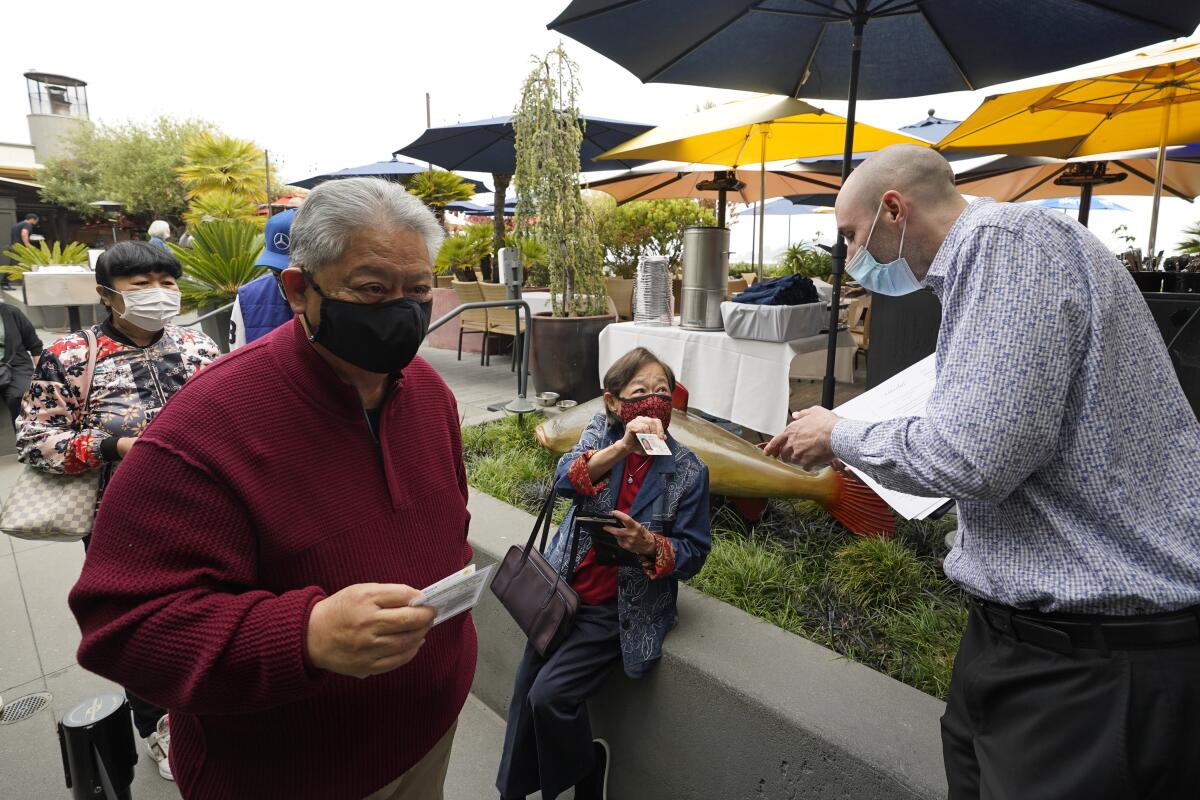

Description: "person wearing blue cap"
229 209 297 349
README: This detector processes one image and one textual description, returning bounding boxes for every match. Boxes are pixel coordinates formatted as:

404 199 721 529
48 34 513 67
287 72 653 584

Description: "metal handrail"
179 301 235 327
428 299 532 400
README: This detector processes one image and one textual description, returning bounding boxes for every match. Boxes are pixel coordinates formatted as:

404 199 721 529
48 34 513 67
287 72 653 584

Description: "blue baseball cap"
257 209 296 270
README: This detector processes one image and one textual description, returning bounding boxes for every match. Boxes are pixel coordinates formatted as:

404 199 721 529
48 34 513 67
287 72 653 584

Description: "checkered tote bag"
1 329 102 542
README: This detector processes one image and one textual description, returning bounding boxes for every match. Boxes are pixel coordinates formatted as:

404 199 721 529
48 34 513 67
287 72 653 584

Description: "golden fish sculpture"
536 398 895 537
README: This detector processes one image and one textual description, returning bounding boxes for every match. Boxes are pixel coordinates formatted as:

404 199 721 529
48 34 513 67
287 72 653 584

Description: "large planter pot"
200 302 234 354
529 312 616 402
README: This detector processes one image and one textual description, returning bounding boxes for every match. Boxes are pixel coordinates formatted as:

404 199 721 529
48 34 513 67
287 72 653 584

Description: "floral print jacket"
16 321 219 491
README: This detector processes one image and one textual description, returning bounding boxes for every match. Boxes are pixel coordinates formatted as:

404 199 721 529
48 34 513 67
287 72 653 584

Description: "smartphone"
575 515 642 567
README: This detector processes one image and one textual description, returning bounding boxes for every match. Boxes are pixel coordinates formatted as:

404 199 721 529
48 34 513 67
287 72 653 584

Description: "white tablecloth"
598 321 856 435
521 292 614 318
521 291 553 317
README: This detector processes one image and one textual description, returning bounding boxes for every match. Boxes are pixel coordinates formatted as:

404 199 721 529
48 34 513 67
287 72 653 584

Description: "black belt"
972 597 1200 655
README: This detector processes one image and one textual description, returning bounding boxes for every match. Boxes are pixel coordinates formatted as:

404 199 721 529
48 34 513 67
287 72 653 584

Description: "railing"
428 299 532 402
178 302 234 327
177 298 535 408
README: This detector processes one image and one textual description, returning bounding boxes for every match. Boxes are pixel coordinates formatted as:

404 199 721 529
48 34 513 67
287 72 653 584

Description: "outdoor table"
598 320 856 435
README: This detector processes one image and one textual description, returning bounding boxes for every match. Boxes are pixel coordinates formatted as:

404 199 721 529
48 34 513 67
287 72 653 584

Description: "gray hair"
289 177 444 272
147 220 171 240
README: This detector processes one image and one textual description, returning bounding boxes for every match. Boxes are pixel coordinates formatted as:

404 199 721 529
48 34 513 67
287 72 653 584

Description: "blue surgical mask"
846 198 922 296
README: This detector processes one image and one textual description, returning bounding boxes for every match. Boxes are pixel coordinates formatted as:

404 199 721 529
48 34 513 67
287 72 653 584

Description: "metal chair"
605 277 636 320
479 281 525 370
450 280 490 364
847 295 871 371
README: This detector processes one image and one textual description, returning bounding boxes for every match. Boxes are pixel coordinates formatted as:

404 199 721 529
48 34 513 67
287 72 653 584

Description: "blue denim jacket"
544 413 710 677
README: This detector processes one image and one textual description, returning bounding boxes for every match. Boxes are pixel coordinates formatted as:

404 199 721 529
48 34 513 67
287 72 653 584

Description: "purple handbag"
489 491 582 657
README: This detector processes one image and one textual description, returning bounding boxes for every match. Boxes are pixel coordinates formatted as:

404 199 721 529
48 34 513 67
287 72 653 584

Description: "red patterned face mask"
618 392 673 429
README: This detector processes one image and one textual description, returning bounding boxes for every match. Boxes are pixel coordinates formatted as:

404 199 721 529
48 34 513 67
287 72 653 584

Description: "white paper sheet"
411 564 495 626
833 355 951 520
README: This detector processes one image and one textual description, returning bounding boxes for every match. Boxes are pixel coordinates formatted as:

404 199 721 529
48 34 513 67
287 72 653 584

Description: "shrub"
598 199 717 278
830 537 938 610
169 220 264 311
779 243 832 280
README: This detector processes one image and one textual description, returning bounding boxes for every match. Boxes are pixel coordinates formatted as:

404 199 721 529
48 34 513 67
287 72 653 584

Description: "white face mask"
108 287 181 332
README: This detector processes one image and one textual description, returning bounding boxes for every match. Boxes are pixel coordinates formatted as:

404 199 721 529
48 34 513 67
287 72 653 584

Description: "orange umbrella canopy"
585 166 840 204
955 155 1200 202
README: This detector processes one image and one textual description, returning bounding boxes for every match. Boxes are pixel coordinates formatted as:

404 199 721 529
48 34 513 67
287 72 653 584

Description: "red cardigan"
69 319 477 800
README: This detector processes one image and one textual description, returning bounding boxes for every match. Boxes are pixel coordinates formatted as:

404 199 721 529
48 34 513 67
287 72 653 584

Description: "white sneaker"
144 714 174 781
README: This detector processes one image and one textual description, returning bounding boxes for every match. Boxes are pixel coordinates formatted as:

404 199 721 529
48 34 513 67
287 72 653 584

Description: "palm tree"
183 189 260 228
1179 221 1200 255
406 171 476 225
178 133 268 202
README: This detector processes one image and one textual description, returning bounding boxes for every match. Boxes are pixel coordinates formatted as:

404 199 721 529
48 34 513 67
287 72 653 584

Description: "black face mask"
305 282 432 374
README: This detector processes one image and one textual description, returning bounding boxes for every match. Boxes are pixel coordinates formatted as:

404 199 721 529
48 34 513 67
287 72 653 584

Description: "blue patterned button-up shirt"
832 199 1200 614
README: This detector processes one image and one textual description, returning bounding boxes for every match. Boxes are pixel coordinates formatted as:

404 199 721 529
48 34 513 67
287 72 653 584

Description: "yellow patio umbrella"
598 95 928 276
938 40 1200 261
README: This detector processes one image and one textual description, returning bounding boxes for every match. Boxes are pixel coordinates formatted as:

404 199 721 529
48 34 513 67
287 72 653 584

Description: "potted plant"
513 46 615 402
436 224 493 284
1 240 91 280
169 220 264 352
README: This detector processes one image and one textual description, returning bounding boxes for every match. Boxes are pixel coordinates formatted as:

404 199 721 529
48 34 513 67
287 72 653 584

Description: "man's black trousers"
942 601 1200 799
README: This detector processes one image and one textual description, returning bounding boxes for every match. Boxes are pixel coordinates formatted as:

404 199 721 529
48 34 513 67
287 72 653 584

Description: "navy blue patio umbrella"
549 0 1200 408
291 157 486 192
395 114 653 257
446 199 518 217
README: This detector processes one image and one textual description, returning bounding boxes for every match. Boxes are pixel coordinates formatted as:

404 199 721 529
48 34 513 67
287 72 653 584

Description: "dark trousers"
2 381 24 430
128 691 165 739
496 601 620 800
942 602 1200 799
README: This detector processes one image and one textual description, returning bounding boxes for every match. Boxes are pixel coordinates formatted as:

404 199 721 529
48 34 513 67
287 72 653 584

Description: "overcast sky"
2 2 1196 258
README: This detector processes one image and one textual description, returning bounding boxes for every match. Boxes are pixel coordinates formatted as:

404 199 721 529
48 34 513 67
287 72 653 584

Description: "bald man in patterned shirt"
767 145 1200 799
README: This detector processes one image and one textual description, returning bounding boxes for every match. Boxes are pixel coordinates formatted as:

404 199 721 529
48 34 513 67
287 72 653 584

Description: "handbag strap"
523 488 583 583
76 328 99 428
527 490 556 550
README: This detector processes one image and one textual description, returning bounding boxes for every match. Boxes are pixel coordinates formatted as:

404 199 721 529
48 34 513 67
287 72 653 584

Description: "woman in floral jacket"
497 347 711 800
16 240 219 782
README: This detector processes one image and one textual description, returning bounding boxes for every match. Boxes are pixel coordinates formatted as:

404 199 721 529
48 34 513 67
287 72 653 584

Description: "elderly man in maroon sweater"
69 177 476 800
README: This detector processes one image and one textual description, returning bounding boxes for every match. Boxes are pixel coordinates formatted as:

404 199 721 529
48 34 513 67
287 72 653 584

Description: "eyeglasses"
304 273 429 305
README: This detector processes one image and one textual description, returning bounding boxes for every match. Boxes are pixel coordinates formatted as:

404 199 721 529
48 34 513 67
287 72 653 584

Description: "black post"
821 10 866 410
717 187 727 228
1077 182 1093 228
59 694 137 800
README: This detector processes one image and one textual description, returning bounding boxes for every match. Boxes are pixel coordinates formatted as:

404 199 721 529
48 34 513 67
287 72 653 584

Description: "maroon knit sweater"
69 319 477 800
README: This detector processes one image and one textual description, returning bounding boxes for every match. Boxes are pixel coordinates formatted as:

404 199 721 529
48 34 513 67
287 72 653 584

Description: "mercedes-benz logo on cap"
273 232 290 251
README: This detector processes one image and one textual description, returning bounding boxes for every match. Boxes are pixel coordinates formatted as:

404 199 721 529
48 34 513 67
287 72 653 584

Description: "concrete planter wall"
466 489 948 800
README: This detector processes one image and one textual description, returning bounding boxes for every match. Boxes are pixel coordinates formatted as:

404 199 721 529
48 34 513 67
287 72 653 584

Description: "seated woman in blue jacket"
497 346 711 800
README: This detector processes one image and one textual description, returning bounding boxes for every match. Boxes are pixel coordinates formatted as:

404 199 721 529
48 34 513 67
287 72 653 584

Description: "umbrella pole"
757 131 767 281
750 201 757 265
718 186 727 227
1146 100 1172 269
1077 183 1092 228
821 12 866 410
